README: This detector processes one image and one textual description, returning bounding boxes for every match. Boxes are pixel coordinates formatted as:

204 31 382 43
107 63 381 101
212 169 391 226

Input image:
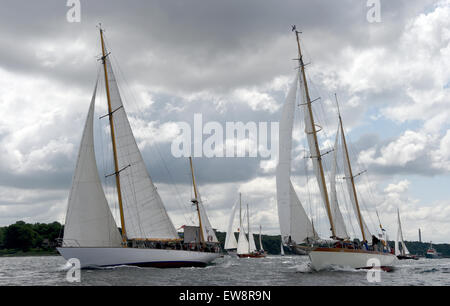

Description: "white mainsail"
276 75 317 244
395 209 409 256
63 81 122 247
104 58 178 240
329 128 350 239
224 199 239 250
340 124 372 241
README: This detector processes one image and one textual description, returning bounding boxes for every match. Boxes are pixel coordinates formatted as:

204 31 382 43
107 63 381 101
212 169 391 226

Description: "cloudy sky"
1 0 449 243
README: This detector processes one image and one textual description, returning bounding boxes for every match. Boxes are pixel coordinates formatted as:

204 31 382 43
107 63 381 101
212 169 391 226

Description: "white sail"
248 227 257 253
276 75 317 244
396 209 409 255
340 125 372 241
259 225 264 252
63 81 122 247
196 190 219 243
280 242 285 256
236 229 250 255
329 128 350 239
104 58 178 240
224 199 239 250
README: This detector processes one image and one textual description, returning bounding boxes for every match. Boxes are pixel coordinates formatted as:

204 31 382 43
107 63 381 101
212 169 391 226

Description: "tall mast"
294 28 336 238
247 203 250 254
335 94 366 242
99 26 127 244
189 157 205 244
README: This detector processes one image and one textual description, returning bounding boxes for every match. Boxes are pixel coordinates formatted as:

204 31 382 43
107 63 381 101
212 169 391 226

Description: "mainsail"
224 199 239 249
104 56 178 240
395 209 410 256
63 81 122 247
276 75 317 244
195 190 219 243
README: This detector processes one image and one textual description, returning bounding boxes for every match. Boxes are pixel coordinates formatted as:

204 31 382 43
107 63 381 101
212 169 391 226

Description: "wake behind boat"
57 26 220 268
276 27 396 271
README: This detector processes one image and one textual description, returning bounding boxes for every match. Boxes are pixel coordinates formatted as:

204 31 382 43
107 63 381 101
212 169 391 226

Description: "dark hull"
397 255 419 260
238 253 266 258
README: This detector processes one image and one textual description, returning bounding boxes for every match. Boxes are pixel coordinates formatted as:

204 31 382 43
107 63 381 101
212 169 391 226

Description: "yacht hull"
57 247 221 268
309 247 397 271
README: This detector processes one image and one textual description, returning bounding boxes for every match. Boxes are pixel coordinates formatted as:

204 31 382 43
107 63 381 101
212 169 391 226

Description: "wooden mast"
99 27 127 245
294 29 336 238
247 203 250 254
335 94 366 242
189 157 205 244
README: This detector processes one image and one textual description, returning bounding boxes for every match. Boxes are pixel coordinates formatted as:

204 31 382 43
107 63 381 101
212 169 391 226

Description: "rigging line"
103 36 191 226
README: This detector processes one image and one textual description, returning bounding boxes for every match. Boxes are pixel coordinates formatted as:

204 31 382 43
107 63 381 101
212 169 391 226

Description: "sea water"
0 255 448 286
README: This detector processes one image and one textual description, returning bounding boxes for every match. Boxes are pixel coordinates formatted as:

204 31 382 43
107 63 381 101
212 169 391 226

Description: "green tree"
4 221 40 251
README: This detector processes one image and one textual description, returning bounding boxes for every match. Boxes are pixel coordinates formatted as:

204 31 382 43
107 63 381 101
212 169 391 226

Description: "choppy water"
0 255 449 286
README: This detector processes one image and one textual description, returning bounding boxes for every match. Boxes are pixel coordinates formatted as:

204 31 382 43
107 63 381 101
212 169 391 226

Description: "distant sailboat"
236 194 265 258
280 242 285 256
258 225 267 256
277 26 396 270
57 27 220 268
395 209 418 260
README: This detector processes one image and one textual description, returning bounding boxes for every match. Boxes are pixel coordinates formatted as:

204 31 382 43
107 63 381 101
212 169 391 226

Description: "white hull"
57 247 221 268
309 248 397 271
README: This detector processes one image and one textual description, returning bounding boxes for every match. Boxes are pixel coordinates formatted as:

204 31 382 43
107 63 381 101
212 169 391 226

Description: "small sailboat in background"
395 209 418 260
280 241 285 256
258 225 267 256
57 26 220 268
236 194 266 258
277 26 396 271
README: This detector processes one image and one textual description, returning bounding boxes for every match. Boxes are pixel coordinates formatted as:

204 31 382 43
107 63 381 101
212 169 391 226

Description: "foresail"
276 75 317 244
329 128 349 239
63 81 122 247
104 57 178 240
236 229 249 255
196 190 219 243
224 199 239 249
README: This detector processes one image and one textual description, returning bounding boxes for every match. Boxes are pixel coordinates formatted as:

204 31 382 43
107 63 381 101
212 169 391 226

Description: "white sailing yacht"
276 27 396 270
235 194 265 258
57 27 220 268
395 209 418 260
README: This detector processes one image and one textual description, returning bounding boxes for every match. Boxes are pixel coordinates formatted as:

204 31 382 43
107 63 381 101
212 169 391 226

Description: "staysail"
63 81 122 247
104 57 178 240
196 190 219 243
328 128 350 239
224 199 239 250
276 75 317 244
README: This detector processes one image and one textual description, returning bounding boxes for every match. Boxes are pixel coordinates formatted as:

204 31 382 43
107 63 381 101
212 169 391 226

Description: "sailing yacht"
235 194 266 258
276 27 396 271
57 27 221 268
395 209 418 260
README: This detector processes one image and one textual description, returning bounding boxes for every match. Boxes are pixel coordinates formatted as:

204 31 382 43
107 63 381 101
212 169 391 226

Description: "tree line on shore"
1 221 449 257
